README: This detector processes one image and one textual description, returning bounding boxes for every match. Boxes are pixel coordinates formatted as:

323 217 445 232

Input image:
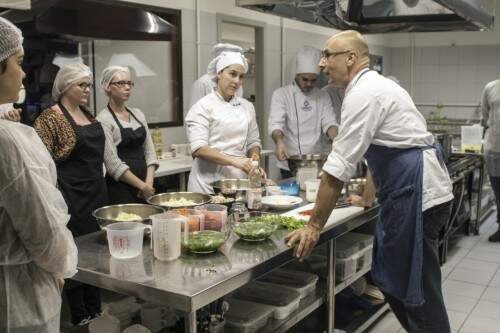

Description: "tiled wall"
390 45 500 120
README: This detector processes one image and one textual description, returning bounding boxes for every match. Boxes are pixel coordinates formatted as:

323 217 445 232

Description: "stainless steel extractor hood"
236 0 495 33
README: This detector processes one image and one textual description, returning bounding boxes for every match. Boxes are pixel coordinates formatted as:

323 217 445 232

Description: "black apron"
56 103 108 237
105 105 148 205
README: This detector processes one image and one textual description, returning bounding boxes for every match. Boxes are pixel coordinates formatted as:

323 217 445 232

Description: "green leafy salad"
184 230 225 253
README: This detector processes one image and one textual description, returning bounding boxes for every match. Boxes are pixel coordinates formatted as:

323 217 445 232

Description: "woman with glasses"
33 63 128 327
97 66 157 204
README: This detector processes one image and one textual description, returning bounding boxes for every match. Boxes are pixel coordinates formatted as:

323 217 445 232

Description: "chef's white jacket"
480 79 500 177
323 69 453 211
268 82 338 170
185 91 261 194
0 120 77 331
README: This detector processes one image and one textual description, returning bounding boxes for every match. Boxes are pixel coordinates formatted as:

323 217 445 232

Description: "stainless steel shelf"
335 265 371 295
262 285 326 333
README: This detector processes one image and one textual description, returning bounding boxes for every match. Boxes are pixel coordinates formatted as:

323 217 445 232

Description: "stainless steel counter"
74 205 379 332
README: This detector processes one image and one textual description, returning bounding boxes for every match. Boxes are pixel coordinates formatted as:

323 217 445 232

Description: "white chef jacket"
480 79 500 177
322 85 345 125
323 69 453 211
268 82 338 170
189 74 243 108
185 91 262 194
0 120 77 332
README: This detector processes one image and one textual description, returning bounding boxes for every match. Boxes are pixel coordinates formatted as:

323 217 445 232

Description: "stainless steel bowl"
92 203 165 228
211 179 251 195
287 154 328 175
147 192 212 209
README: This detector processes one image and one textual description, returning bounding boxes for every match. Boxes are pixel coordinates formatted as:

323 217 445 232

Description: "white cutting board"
282 203 364 228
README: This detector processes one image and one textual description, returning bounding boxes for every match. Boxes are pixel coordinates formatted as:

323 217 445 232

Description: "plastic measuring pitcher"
461 124 483 153
104 222 151 259
150 212 188 261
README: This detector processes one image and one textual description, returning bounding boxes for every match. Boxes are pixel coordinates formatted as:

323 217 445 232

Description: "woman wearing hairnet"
0 17 78 333
97 66 157 204
185 51 262 194
34 63 125 326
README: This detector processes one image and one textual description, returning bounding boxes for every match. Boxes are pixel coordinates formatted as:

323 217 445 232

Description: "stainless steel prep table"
74 205 380 333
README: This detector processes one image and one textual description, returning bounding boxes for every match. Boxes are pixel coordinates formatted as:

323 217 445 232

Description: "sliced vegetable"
184 230 225 253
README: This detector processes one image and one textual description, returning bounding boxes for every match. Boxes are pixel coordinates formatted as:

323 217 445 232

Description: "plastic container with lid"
336 233 374 259
336 254 358 282
258 269 318 299
231 281 301 319
356 244 374 271
224 298 274 333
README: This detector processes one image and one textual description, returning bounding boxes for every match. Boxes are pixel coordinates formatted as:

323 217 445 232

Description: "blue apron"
364 144 444 307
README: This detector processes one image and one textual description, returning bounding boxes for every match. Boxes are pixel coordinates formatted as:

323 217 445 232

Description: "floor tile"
447 310 468 331
470 299 500 321
455 258 498 274
448 267 495 286
460 314 500 333
472 244 500 254
490 272 500 288
444 293 478 313
467 249 500 264
442 280 486 299
366 311 403 333
481 286 500 304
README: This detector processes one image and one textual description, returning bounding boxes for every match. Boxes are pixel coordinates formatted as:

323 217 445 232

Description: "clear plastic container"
356 244 373 271
461 124 483 152
232 281 301 319
224 298 274 333
197 204 228 232
336 233 374 259
258 269 318 299
336 254 358 282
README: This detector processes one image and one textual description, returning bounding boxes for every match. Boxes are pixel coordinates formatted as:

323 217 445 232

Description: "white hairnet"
295 46 321 75
0 17 23 63
100 65 130 90
207 51 248 81
212 43 243 58
52 63 93 101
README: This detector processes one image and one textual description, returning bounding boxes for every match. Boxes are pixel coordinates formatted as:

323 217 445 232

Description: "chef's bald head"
325 30 369 58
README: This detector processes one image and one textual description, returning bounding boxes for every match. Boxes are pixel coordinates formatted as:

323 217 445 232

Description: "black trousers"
489 176 500 224
382 201 452 333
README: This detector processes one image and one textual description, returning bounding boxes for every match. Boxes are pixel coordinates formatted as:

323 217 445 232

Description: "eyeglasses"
110 80 135 87
322 49 351 59
78 82 93 89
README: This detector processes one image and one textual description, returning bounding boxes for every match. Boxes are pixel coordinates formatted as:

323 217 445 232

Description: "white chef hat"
207 51 248 81
0 17 23 63
100 65 130 90
52 63 93 101
295 46 321 75
212 43 243 58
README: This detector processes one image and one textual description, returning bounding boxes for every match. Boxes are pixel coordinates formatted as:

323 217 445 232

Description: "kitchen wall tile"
457 83 482 104
438 85 458 104
199 12 217 45
439 46 459 66
422 65 440 83
414 65 426 83
457 65 478 84
264 25 281 52
421 83 441 103
476 65 499 85
181 42 196 78
181 9 196 43
421 47 439 65
182 75 195 116
199 43 214 76
459 46 478 66
438 65 458 86
477 45 498 66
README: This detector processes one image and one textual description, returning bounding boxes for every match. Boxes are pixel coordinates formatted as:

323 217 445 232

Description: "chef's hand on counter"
285 224 320 262
346 194 366 207
275 141 288 161
231 157 253 174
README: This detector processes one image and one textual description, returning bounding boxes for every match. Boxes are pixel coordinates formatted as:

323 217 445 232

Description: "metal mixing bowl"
147 192 212 209
92 203 165 228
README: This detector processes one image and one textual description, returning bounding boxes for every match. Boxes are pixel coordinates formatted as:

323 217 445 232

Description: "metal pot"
287 154 327 176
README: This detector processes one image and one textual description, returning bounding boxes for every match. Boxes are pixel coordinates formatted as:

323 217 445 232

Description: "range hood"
0 0 177 41
236 0 495 33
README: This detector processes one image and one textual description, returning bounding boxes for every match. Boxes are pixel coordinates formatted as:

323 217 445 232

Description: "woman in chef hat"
185 51 262 194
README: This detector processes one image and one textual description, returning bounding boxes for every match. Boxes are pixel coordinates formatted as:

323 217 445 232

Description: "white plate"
261 195 303 210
